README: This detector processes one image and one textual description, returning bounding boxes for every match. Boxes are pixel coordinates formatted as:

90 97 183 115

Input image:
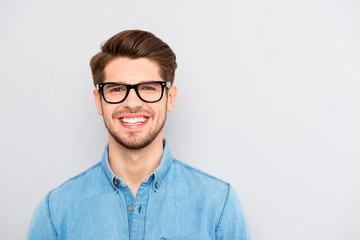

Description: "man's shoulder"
171 159 230 191
49 162 104 198
167 159 241 222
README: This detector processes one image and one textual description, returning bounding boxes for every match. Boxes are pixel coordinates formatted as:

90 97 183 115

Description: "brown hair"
90 30 177 86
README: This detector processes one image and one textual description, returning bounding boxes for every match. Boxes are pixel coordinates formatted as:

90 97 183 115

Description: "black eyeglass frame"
97 81 171 104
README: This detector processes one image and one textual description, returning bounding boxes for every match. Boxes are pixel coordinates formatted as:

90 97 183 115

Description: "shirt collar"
101 139 174 191
150 139 174 191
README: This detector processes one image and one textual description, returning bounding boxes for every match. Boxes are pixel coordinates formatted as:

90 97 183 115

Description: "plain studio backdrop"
1 0 359 239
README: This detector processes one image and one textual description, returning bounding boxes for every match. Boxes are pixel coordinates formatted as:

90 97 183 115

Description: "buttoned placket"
102 140 172 239
113 176 155 240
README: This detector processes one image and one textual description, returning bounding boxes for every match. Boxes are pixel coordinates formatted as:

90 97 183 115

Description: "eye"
110 87 124 92
140 86 156 91
138 83 160 92
105 84 127 94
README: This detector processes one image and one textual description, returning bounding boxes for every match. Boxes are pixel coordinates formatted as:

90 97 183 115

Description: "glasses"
97 81 171 104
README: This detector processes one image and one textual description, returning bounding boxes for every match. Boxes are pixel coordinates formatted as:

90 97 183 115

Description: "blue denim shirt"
28 140 250 240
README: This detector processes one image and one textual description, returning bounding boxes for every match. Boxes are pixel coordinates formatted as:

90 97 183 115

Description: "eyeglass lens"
103 82 164 103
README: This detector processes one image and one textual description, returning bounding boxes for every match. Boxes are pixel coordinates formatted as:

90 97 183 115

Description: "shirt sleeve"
215 184 250 240
27 193 58 240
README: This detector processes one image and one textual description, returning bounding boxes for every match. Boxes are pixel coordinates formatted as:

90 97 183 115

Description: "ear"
93 89 103 115
166 85 177 112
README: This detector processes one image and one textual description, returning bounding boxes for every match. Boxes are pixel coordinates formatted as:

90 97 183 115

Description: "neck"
108 133 164 197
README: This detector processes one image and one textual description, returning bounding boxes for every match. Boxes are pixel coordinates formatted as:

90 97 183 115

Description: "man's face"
93 57 177 149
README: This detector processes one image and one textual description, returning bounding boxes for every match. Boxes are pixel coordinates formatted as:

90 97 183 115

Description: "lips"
118 114 149 129
121 117 147 125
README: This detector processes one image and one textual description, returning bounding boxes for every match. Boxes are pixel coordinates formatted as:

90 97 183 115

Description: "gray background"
1 0 359 239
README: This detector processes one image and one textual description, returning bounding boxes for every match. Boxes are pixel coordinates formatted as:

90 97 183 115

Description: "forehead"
104 57 162 84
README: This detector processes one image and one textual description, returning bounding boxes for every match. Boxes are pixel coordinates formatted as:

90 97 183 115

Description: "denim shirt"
28 140 250 240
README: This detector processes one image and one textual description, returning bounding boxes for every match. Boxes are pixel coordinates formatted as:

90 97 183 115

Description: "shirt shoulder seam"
51 162 102 192
215 182 231 233
173 159 228 185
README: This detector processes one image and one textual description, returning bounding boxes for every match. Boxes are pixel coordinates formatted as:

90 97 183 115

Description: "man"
27 30 250 239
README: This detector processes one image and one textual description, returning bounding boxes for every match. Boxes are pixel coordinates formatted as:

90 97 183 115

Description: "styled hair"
90 30 177 86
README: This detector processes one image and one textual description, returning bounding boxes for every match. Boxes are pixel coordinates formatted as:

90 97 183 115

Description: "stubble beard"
104 111 167 150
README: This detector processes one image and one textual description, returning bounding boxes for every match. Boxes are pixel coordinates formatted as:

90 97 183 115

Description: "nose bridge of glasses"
125 84 143 102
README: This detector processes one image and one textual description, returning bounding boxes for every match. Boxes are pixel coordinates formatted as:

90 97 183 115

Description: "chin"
111 133 158 150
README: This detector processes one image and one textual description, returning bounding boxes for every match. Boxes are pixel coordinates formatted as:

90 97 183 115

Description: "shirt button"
113 179 119 186
155 182 159 188
128 205 134 211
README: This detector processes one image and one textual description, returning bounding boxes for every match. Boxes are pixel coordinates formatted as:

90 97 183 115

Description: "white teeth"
121 117 147 125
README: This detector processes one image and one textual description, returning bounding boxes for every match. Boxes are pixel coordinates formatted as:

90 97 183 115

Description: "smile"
120 117 148 125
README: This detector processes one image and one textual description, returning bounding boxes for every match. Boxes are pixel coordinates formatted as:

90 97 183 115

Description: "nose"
122 88 143 109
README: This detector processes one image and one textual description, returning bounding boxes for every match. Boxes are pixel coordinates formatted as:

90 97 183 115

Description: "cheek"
149 104 166 121
101 106 117 121
158 101 168 114
159 104 168 120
